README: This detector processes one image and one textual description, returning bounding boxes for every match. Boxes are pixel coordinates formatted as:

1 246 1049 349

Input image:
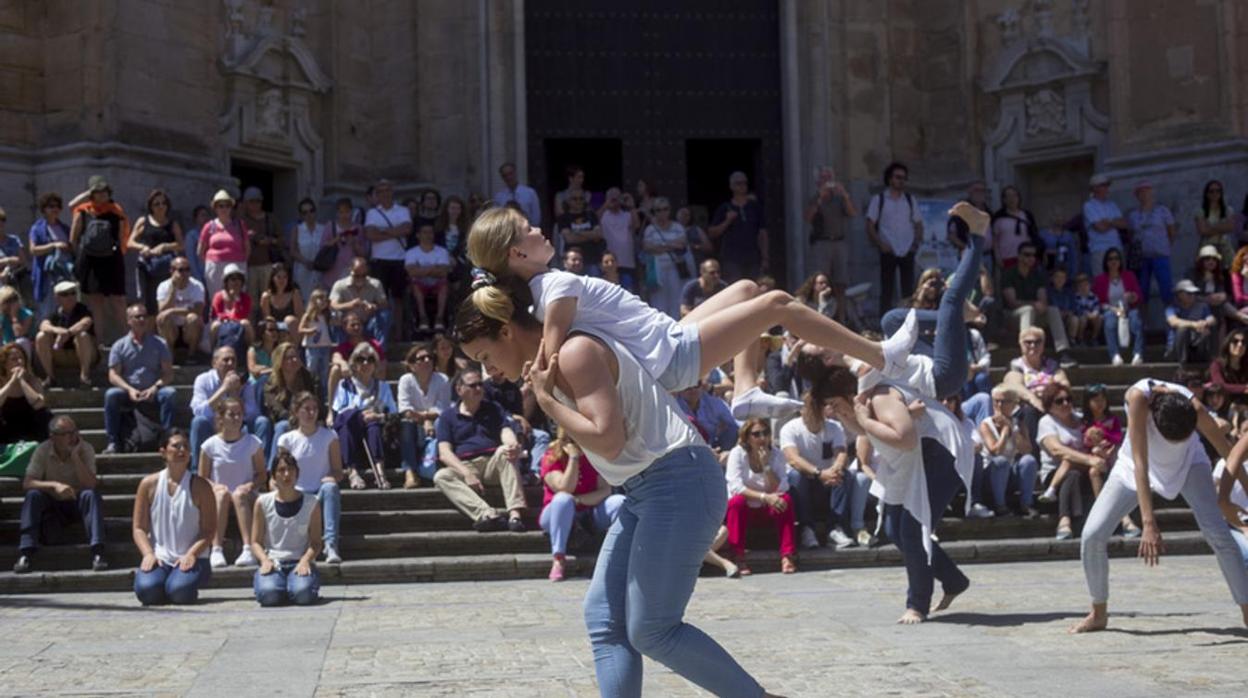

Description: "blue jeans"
583 446 763 697
962 370 992 399
19 489 106 554
1103 308 1145 361
134 558 212 605
305 481 341 547
528 428 552 476
191 415 273 473
881 438 970 616
986 454 1038 510
305 346 332 400
787 469 857 530
1136 256 1173 307
963 392 991 428
367 309 391 344
254 561 321 606
540 492 625 555
399 420 438 480
103 387 177 448
267 419 290 470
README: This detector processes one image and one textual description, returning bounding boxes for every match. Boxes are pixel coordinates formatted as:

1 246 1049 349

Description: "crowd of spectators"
7 161 1248 603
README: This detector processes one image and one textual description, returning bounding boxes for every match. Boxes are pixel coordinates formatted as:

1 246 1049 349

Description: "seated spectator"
680 259 726 317
104 304 175 454
132 429 216 606
275 391 343 564
793 272 837 321
1001 242 1075 366
34 281 96 387
262 342 319 469
725 419 797 575
977 387 1039 517
398 342 452 489
1193 244 1248 329
329 257 390 342
432 331 465 383
331 343 396 490
189 346 271 472
259 262 303 331
298 288 334 395
327 311 384 398
250 450 322 606
1231 244 1248 310
1093 248 1144 365
0 285 35 359
779 393 867 549
599 251 624 287
1002 326 1070 440
0 343 51 444
198 397 264 569
13 416 105 574
964 326 992 397
848 434 879 547
562 246 586 275
404 222 451 332
1035 384 1102 540
1071 273 1102 348
1210 329 1248 402
517 379 554 479
1080 383 1124 467
247 317 280 382
558 193 604 275
484 365 523 415
1047 267 1077 343
155 256 206 359
1167 279 1216 365
433 370 527 532
676 378 741 455
209 263 253 349
538 429 625 582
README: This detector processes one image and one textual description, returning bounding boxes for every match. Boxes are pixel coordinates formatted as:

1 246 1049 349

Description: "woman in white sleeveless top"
251 450 322 606
132 429 217 605
456 283 778 698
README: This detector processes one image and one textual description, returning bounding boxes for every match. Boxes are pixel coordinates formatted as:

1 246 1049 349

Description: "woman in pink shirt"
197 190 250 300
538 429 624 582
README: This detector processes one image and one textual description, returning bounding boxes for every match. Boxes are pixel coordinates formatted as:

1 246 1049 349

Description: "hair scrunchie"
470 268 497 291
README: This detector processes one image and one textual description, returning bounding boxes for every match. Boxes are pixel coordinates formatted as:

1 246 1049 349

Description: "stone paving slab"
0 556 1245 697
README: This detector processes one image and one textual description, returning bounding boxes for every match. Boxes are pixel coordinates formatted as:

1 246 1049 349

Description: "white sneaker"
1037 487 1058 503
209 547 227 569
828 526 854 548
881 309 920 379
325 544 342 564
1131 354 1144 366
1112 354 1124 366
729 386 802 420
799 526 820 550
234 548 258 567
856 529 877 547
967 503 995 519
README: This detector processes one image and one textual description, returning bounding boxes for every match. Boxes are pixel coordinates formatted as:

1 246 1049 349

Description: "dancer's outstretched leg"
729 337 802 420
928 203 987 399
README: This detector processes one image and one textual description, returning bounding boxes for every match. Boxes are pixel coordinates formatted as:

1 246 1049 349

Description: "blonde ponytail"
468 284 516 325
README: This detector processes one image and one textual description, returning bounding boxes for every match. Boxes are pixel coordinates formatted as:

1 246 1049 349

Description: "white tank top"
259 492 318 562
555 330 703 486
151 469 203 566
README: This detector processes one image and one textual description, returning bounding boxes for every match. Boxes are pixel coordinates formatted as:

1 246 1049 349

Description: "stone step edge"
0 531 1213 595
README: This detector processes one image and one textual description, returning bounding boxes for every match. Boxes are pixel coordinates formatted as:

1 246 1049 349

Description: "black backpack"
80 210 119 258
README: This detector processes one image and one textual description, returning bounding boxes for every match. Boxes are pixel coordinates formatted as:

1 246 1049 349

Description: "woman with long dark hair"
991 185 1037 269
130 189 185 315
1197 179 1236 266
1210 328 1248 402
1192 244 1248 330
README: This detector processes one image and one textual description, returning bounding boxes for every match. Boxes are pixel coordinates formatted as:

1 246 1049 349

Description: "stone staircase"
0 342 1212 594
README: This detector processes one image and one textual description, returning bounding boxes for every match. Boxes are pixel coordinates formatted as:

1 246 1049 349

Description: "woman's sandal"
348 470 367 490
780 556 798 574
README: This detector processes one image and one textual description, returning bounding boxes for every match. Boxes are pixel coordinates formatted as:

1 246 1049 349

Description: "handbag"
0 441 37 477
669 252 691 280
312 243 338 272
138 252 174 279
643 253 660 289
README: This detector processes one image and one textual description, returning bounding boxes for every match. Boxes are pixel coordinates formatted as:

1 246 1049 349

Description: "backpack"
80 211 119 258
124 403 163 453
873 191 916 220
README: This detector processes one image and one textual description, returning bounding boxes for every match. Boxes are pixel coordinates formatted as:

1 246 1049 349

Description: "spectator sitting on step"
1166 279 1216 366
1071 273 1102 348
275 391 343 564
562 246 586 276
247 316 280 382
433 369 528 533
0 343 51 445
680 259 726 318
1001 326 1070 442
779 390 865 550
327 311 384 399
1093 248 1145 366
1001 242 1076 367
1209 328 1248 401
258 262 303 333
675 377 740 457
0 285 35 361
404 222 452 332
209 263 254 348
198 397 264 570
262 342 320 470
977 387 1039 518
34 281 96 387
330 343 396 491
132 429 216 606
398 342 452 489
538 428 625 582
329 257 390 342
250 450 322 607
1047 268 1078 345
725 418 798 576
189 345 271 472
13 416 106 574
155 256 205 359
432 331 466 383
1192 244 1248 331
103 304 175 454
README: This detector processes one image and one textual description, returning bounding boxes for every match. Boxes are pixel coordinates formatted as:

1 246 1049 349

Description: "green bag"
0 441 38 478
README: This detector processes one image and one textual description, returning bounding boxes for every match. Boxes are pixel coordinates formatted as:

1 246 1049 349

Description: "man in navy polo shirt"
103 304 175 453
433 369 528 532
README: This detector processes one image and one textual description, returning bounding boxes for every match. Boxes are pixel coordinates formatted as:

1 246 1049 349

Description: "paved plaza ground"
0 555 1245 697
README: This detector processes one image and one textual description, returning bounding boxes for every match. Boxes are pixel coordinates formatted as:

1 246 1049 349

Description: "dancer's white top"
1212 459 1248 513
530 270 682 382
1112 379 1209 499
552 329 704 486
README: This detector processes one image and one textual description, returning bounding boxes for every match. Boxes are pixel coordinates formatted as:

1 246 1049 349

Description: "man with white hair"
708 171 769 282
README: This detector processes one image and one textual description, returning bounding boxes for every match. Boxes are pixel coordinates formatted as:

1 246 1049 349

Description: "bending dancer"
464 206 920 419
1211 457 1248 567
1071 379 1248 633
455 283 778 697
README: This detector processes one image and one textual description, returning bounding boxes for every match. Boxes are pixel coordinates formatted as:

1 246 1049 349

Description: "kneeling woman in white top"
133 429 217 605
456 281 777 697
1071 380 1248 633
198 397 265 569
251 450 322 606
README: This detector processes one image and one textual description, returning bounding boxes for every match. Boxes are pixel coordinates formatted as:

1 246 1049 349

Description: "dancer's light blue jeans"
583 445 763 697
1232 528 1248 569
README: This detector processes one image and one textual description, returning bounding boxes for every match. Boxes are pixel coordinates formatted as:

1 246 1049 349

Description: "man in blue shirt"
187 345 271 471
1165 280 1215 365
676 381 739 455
103 304 175 453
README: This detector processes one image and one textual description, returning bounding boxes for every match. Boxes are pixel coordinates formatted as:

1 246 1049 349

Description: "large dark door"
525 0 784 280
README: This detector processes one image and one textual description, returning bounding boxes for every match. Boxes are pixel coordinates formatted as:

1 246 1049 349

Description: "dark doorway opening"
685 139 761 225
230 160 297 226
542 138 623 216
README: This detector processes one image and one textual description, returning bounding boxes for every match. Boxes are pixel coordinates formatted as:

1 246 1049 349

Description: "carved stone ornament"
256 88 287 138
1025 89 1066 136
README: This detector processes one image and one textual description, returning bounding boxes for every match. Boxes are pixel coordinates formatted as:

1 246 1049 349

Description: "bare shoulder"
137 472 160 495
557 334 620 390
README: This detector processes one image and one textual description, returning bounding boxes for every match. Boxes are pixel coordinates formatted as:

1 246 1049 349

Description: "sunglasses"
172 266 190 273
1022 339 1042 346
1053 397 1072 406
992 398 1015 405
354 356 376 364
213 203 232 209
56 290 76 297
300 208 316 215
1232 338 1246 346
412 355 433 363
461 381 484 389
748 430 770 438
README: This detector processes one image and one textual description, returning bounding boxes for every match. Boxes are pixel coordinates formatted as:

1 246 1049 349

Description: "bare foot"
897 609 926 625
934 586 966 613
949 202 991 236
1068 610 1108 634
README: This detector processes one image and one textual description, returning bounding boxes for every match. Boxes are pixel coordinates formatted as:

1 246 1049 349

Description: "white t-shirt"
1036 413 1083 478
365 204 412 260
397 371 452 414
600 208 635 265
156 277 206 310
403 245 451 283
778 418 846 475
866 190 922 254
277 426 339 493
1212 459 1248 515
1112 379 1209 499
200 434 262 491
725 445 790 508
529 270 681 383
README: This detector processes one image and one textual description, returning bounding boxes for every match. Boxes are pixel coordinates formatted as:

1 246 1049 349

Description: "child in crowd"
1072 273 1102 346
1040 217 1080 279
210 264 254 347
299 289 334 397
198 397 266 569
404 222 452 332
1047 268 1077 345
